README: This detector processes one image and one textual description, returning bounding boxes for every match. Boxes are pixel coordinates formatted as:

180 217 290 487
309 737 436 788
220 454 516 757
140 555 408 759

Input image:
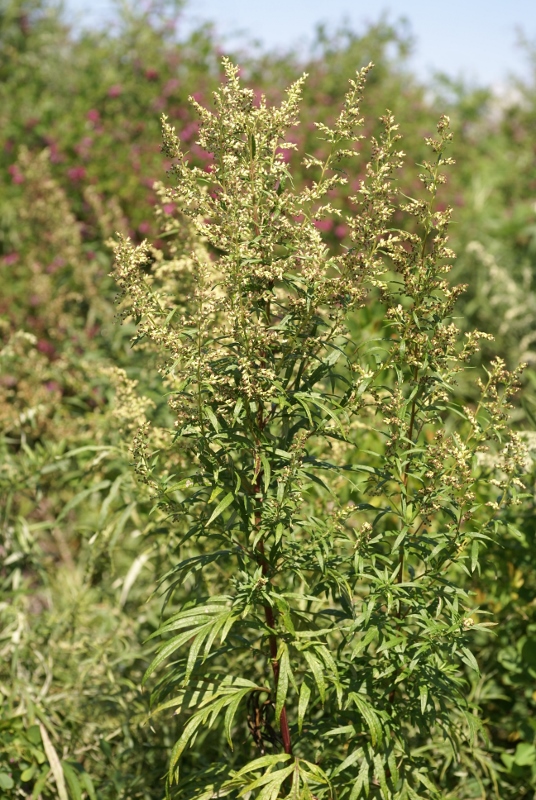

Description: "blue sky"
67 0 536 87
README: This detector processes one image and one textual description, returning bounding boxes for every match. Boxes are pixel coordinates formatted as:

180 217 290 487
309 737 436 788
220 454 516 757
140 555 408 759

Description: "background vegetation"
1 0 535 797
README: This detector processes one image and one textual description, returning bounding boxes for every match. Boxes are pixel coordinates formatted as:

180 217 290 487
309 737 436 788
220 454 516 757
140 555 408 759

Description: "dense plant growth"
1 1 536 798
113 59 529 799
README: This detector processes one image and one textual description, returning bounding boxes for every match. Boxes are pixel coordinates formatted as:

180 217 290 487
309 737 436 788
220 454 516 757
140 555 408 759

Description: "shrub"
114 59 528 799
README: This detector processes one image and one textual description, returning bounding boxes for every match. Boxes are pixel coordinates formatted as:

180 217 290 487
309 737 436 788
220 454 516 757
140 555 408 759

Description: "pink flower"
74 137 93 158
3 252 19 266
108 84 123 98
314 219 333 232
334 224 348 239
67 166 86 182
37 340 56 359
43 136 65 164
162 203 175 215
48 143 63 164
138 221 151 234
277 147 292 163
145 68 159 80
152 96 166 112
86 109 100 124
164 78 180 96
8 164 24 184
180 122 199 142
46 257 65 274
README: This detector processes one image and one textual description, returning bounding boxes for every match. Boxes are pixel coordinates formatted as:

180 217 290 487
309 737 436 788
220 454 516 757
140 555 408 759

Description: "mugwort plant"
113 59 526 799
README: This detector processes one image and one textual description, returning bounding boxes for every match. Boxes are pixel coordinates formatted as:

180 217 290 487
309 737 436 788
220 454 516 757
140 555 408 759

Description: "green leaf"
470 539 479 573
349 755 370 800
168 714 205 778
414 769 438 792
373 753 389 796
60 445 114 459
234 754 292 777
351 626 377 659
500 753 514 773
298 680 311 734
57 480 111 522
204 610 235 656
26 725 41 745
0 774 14 790
208 485 223 503
260 453 271 495
184 624 212 684
79 772 97 800
460 646 480 674
98 474 123 528
61 762 82 800
233 397 244 420
392 526 409 550
325 725 356 738
403 780 426 800
299 760 331 786
39 723 68 800
419 684 428 715
205 406 220 431
206 491 234 526
223 689 249 749
521 638 536 669
315 644 342 705
514 743 536 766
333 747 364 777
349 693 383 746
32 767 51 799
275 644 291 721
238 764 295 796
303 651 325 703
143 629 201 684
21 766 36 782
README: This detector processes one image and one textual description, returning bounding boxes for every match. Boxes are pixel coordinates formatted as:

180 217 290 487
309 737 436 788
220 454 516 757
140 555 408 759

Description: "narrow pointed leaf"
207 491 234 526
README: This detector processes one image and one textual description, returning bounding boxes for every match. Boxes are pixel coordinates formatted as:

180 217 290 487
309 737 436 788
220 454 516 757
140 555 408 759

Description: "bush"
113 59 529 799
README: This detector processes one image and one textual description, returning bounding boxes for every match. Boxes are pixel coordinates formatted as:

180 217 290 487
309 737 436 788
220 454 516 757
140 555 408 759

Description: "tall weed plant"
2 2 536 796
114 61 528 799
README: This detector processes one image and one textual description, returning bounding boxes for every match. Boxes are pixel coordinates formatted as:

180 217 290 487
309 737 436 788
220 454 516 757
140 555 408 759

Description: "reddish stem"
258 539 293 755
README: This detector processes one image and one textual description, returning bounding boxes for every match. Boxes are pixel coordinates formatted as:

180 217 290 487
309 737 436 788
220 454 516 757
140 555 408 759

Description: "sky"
67 0 536 87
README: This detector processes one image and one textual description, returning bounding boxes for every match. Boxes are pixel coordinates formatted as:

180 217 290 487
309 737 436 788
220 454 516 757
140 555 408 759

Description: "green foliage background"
1 1 535 798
